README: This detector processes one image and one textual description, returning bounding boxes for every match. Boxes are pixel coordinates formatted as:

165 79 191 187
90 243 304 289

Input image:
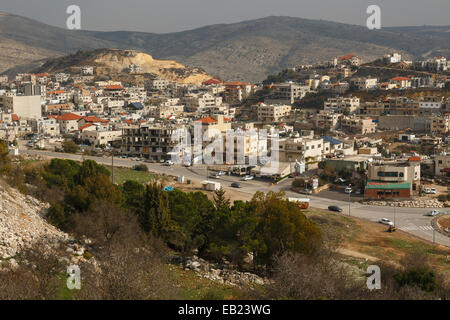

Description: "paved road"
20 149 450 247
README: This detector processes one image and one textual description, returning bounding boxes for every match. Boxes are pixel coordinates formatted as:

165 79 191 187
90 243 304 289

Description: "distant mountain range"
0 12 449 82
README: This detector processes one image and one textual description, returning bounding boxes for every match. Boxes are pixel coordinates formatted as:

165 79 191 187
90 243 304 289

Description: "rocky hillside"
1 12 450 82
36 49 212 85
0 182 67 259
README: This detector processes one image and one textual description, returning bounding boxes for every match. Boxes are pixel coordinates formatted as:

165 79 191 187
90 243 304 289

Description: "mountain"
0 12 449 82
35 49 212 85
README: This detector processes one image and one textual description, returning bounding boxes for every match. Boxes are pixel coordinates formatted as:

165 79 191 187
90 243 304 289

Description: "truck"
288 197 310 209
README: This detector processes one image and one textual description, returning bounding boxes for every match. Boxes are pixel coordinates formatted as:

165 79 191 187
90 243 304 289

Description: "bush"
62 140 79 154
134 164 149 172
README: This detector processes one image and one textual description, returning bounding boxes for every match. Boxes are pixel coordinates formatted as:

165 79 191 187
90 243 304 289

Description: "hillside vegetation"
1 12 450 81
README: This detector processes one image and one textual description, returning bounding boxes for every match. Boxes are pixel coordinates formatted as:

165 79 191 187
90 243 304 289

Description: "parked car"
426 210 440 216
379 218 394 226
241 175 254 181
299 189 313 195
424 188 437 194
217 171 227 176
231 182 242 188
344 187 353 194
328 206 343 213
164 160 174 166
209 173 220 179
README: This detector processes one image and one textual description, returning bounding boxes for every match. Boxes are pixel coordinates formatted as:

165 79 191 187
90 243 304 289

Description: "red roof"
408 156 421 162
82 116 109 124
48 90 65 95
202 79 222 85
11 114 19 121
339 54 358 61
56 113 83 121
124 119 134 125
79 123 93 131
391 77 410 81
104 85 124 90
196 117 217 124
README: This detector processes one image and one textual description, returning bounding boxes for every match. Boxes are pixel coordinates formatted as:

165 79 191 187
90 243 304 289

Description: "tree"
142 182 171 237
250 191 322 266
213 187 230 211
62 139 79 154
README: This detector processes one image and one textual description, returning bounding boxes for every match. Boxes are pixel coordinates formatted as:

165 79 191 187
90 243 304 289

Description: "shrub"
134 164 149 172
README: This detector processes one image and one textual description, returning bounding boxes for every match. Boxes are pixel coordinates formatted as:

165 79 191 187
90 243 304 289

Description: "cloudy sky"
1 0 449 33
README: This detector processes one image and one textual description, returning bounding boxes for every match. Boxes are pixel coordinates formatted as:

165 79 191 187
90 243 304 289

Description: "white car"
426 210 440 216
164 160 174 166
344 187 353 194
379 218 394 226
209 174 220 179
241 175 254 181
217 171 227 176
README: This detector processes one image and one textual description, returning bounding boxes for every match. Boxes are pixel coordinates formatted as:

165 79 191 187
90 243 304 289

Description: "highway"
20 148 450 247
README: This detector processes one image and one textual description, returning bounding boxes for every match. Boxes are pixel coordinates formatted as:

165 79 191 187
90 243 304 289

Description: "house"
55 112 83 133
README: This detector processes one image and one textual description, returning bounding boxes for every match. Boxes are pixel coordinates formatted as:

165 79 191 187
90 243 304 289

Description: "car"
184 161 192 167
379 218 394 226
231 182 242 188
164 160 174 166
426 210 440 216
217 171 227 176
328 206 343 213
299 189 313 195
241 175 254 181
209 174 220 179
344 187 353 194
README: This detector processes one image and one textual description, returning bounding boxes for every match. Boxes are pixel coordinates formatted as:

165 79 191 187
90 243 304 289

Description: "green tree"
62 140 79 154
142 182 171 237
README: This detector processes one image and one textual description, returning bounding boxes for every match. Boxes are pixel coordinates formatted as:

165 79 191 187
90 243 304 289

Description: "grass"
108 166 160 185
304 208 450 278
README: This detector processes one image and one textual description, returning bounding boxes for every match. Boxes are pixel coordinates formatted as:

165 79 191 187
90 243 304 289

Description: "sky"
0 0 449 33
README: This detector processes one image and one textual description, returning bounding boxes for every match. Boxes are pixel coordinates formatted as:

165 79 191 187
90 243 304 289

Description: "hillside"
0 12 450 82
35 49 212 85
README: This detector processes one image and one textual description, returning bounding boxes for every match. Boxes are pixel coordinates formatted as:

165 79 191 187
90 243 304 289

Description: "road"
20 149 450 247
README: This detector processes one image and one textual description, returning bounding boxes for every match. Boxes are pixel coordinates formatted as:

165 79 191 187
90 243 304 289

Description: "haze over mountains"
1 11 449 82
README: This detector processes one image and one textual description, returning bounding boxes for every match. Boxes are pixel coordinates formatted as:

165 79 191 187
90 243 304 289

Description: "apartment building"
340 116 377 135
182 93 223 113
324 96 360 114
430 114 450 135
366 158 421 199
257 103 291 123
419 96 443 114
278 137 324 162
269 83 310 104
314 111 341 131
149 105 184 119
121 124 179 161
0 95 42 119
350 77 378 90
81 128 122 146
435 152 450 177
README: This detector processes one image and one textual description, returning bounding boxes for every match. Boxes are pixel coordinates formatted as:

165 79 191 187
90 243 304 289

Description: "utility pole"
394 205 396 227
111 151 114 184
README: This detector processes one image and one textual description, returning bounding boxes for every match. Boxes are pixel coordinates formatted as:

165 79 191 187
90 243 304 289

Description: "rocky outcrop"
172 255 269 287
0 182 68 259
362 199 444 208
